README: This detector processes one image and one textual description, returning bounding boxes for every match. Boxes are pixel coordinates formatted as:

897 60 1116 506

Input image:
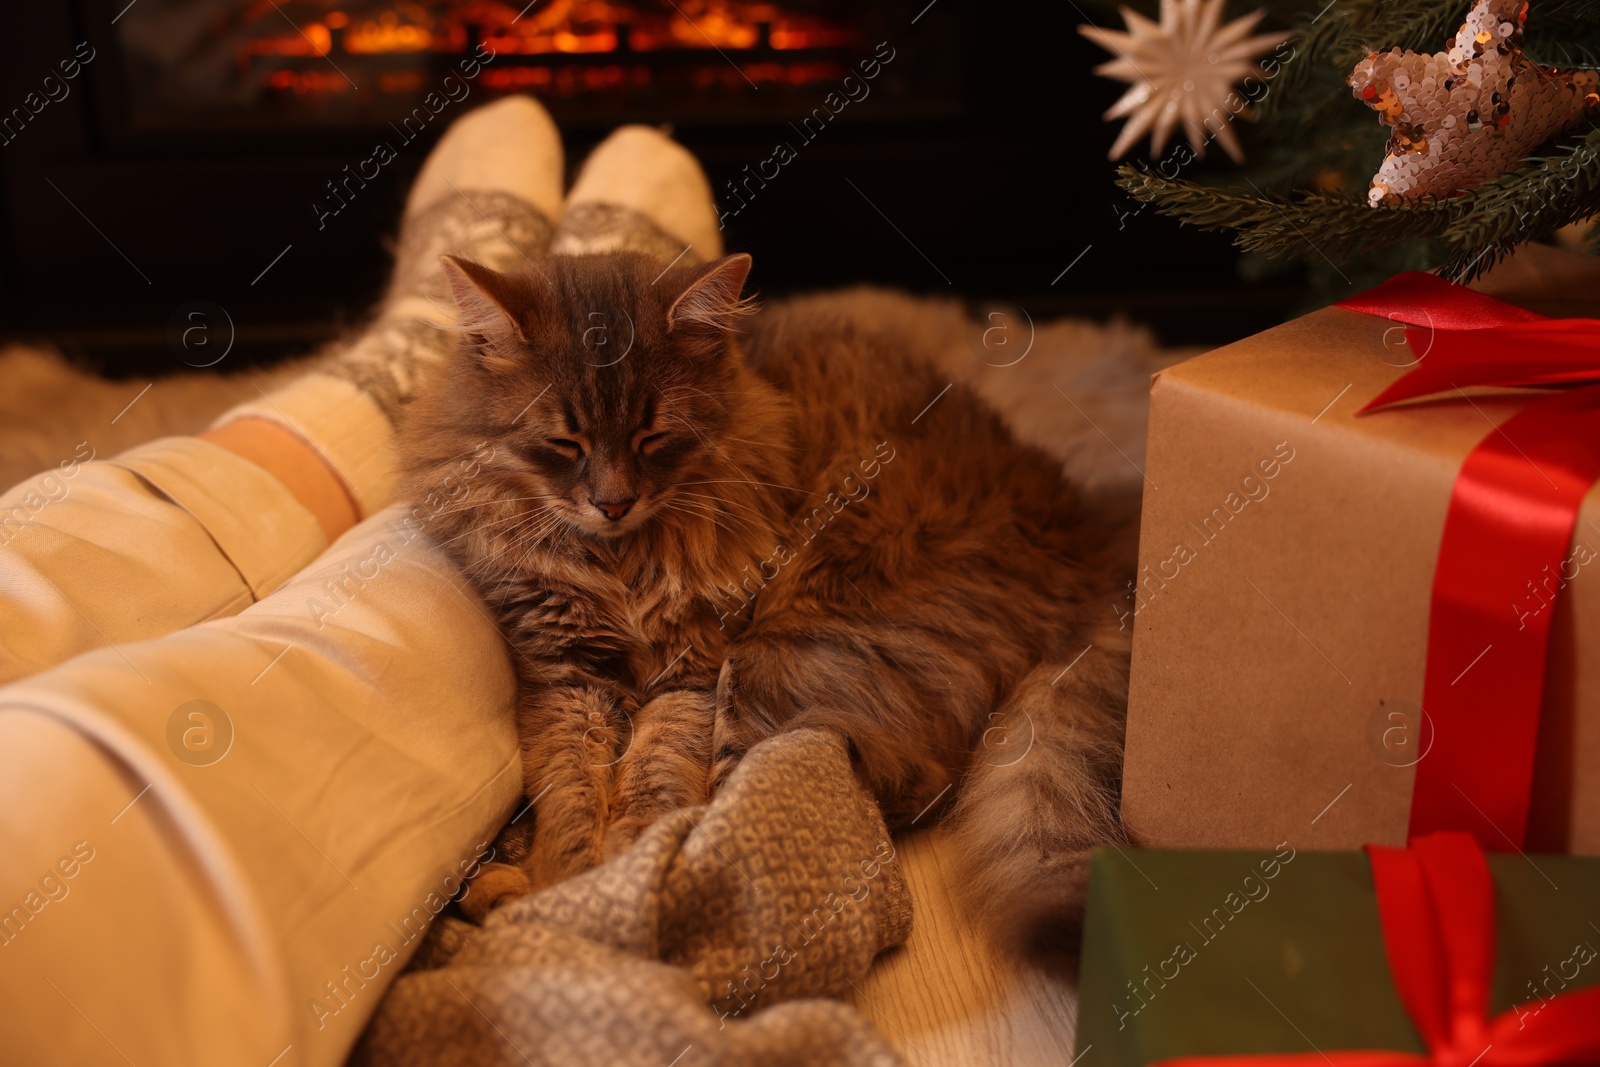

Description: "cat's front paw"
459 861 533 922
602 688 715 857
599 799 678 860
524 831 604 889
599 814 649 860
709 657 768 797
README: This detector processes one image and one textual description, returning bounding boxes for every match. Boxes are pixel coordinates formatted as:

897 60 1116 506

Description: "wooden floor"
849 828 1080 1066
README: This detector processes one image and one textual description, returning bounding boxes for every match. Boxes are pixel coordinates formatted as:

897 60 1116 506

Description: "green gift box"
1075 839 1600 1067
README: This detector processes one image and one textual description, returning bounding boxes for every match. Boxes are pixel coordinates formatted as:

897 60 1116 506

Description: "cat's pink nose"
592 498 635 521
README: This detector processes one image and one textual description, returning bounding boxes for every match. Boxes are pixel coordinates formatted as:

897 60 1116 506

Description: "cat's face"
439 250 753 539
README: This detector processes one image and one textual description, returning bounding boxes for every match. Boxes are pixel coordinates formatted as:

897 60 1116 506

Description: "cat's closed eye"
546 438 584 460
636 432 670 456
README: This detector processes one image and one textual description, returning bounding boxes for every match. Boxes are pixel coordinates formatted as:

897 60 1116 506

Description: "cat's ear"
666 253 754 336
441 255 530 347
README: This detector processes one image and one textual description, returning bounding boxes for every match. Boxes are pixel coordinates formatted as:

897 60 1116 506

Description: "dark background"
0 0 1309 378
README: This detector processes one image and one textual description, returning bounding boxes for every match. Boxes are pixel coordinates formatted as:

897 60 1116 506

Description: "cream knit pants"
0 444 522 1066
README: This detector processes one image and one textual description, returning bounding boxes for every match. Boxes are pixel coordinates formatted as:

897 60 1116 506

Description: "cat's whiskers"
654 384 783 446
659 499 746 541
669 485 768 513
432 505 562 551
664 503 757 541
669 490 768 528
478 511 578 597
433 515 534 552
708 433 797 452
429 492 566 520
657 492 734 524
428 503 558 539
510 507 580 549
495 517 560 559
427 499 571 551
659 401 796 507
476 506 569 560
679 477 810 495
657 385 797 452
664 496 771 549
487 531 557 599
656 384 729 414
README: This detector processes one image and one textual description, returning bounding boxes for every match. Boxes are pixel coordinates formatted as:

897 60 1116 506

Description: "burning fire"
230 0 861 106
237 0 860 103
242 0 856 63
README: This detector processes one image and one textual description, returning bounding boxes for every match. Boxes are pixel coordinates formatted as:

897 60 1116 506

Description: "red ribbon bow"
1336 273 1600 852
1153 833 1600 1067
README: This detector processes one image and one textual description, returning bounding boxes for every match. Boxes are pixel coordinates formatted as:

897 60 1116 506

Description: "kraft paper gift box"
1074 837 1600 1067
1119 244 1600 855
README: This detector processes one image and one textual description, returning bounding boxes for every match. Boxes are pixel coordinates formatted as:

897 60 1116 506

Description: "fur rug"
0 346 305 489
0 292 1183 497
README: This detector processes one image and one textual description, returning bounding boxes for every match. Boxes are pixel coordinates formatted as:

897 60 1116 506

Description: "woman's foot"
552 125 722 265
210 95 567 522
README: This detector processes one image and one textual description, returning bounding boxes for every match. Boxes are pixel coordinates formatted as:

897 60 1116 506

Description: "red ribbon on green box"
1336 273 1600 851
1153 833 1600 1067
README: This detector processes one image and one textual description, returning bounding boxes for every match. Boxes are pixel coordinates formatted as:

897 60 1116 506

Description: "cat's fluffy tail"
944 622 1131 960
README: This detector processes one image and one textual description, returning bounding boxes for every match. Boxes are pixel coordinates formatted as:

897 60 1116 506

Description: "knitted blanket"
353 728 913 1066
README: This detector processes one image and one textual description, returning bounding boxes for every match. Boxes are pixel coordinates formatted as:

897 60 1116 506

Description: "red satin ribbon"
1335 274 1600 851
1151 833 1600 1067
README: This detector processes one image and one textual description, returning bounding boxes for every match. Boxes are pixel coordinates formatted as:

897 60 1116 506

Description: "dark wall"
0 1 1306 378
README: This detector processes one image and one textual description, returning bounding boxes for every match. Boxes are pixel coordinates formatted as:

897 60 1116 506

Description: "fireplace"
0 2 1300 377
111 1 956 132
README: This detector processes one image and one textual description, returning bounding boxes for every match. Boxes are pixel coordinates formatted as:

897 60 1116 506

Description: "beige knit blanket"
353 728 913 1066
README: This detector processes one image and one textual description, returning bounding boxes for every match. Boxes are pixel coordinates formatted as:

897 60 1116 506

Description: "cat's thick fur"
399 250 1133 944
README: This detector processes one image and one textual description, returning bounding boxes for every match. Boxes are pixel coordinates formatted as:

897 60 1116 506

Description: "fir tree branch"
1436 128 1600 278
1263 0 1468 112
1116 126 1600 281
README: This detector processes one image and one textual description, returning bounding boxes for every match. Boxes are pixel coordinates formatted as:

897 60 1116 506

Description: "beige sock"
552 125 723 265
216 96 565 516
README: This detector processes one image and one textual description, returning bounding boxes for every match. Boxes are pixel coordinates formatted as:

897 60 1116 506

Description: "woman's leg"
551 123 723 264
0 504 523 1067
0 432 326 685
200 418 359 542
0 97 564 686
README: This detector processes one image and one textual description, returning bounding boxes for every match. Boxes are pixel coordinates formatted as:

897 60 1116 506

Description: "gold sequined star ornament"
1080 0 1290 163
1349 0 1599 207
